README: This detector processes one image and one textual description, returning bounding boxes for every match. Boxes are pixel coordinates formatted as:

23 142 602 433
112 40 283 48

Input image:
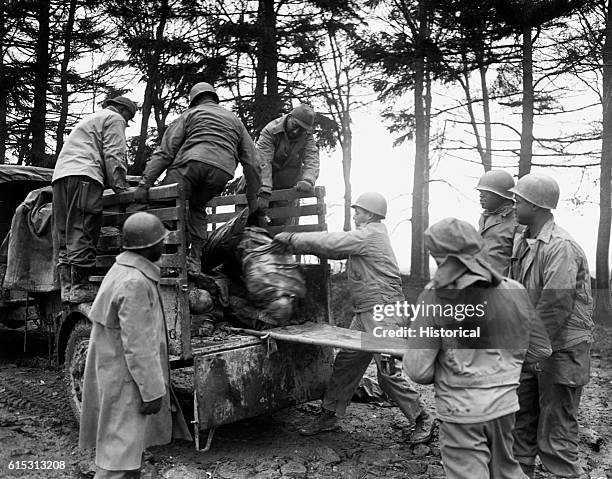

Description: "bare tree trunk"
519 2 534 177
253 0 281 134
132 0 169 175
423 57 432 280
460 54 486 169
55 0 78 160
478 53 492 170
595 0 612 323
341 113 352 232
0 0 7 164
410 0 428 282
29 0 51 166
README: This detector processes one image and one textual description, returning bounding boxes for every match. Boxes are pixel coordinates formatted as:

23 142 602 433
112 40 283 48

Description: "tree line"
2 0 612 314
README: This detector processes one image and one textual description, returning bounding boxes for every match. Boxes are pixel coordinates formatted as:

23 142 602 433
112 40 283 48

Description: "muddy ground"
0 323 611 479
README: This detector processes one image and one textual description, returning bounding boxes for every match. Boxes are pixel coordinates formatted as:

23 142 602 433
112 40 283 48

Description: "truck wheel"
64 319 91 423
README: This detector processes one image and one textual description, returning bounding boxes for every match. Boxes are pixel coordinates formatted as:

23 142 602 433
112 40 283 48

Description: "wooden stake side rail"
96 184 191 359
205 186 328 234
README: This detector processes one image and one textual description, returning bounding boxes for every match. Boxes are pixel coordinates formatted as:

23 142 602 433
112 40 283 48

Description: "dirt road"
0 326 610 479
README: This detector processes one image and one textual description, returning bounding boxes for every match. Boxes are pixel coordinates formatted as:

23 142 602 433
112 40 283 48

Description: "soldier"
79 212 191 479
134 82 264 275
403 218 551 479
273 192 434 444
256 104 320 225
509 173 594 478
476 169 520 276
52 95 136 303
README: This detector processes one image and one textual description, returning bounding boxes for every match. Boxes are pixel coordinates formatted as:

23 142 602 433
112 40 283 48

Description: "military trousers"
322 310 423 422
513 341 590 478
52 175 103 268
162 161 232 242
440 413 527 479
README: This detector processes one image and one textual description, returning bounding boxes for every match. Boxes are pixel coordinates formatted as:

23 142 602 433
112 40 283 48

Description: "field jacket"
289 222 404 312
79 252 190 470
403 278 551 424
52 109 129 193
510 217 594 351
256 115 319 193
141 102 260 203
478 203 521 276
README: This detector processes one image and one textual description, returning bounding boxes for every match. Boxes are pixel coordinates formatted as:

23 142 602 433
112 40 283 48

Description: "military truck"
1 174 335 449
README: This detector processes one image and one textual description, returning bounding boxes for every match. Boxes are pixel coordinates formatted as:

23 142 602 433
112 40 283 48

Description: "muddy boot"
186 239 205 277
405 411 436 445
519 462 535 478
299 409 340 436
69 265 97 303
57 263 71 302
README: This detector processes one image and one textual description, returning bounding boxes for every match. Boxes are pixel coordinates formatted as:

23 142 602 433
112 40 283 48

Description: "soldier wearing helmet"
80 212 191 478
255 104 320 225
134 82 264 275
509 173 594 478
52 95 137 303
475 169 520 276
273 192 434 444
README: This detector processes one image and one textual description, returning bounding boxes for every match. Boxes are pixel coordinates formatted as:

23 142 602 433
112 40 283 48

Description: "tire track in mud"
0 368 74 424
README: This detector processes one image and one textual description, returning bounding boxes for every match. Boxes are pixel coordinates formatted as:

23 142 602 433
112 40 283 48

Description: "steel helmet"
189 82 219 106
476 170 515 200
105 96 138 120
352 192 387 218
290 104 316 130
509 173 560 209
122 212 167 250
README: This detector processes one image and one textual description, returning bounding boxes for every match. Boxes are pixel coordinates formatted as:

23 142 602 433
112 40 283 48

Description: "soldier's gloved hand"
133 185 149 203
257 191 271 210
139 397 163 415
294 180 313 193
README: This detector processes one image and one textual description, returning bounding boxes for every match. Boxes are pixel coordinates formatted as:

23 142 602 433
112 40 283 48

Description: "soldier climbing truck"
0 166 407 450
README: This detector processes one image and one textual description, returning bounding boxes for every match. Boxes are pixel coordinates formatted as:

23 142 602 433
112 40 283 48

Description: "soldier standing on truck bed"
476 169 521 276
273 192 434 444
255 104 320 225
134 82 265 276
79 212 191 479
52 95 136 303
403 218 551 479
509 173 594 478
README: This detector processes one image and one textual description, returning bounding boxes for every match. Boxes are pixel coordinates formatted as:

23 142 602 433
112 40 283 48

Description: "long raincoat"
79 251 191 471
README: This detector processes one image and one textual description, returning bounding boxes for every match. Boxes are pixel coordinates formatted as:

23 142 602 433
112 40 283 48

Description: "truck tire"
64 319 91 424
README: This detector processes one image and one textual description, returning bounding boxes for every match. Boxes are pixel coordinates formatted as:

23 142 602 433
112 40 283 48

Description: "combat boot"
69 265 97 303
299 409 340 436
405 411 436 445
186 239 205 277
57 263 71 302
